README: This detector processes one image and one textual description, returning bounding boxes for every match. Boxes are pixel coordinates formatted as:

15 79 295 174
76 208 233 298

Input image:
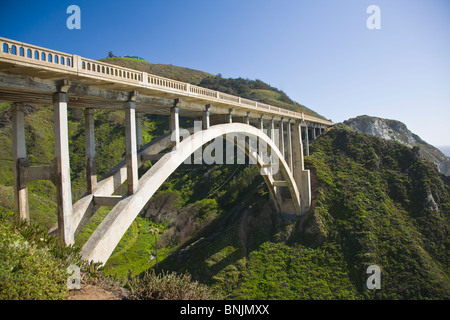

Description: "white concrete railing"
0 38 74 71
0 36 332 126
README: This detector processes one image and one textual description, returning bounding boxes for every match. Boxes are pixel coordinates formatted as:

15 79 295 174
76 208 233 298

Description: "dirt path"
67 280 130 300
67 285 121 300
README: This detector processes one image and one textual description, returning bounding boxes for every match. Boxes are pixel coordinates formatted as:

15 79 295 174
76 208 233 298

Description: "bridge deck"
0 37 332 126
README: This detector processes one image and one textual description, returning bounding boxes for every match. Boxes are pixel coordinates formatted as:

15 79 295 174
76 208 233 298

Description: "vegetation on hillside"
198 75 326 119
304 124 449 299
0 207 101 299
99 57 328 120
157 124 450 300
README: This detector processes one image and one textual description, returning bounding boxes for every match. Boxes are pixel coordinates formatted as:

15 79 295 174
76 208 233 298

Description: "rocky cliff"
344 115 450 176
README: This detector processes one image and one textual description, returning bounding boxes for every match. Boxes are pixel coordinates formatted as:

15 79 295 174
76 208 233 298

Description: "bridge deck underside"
0 59 332 128
0 61 269 120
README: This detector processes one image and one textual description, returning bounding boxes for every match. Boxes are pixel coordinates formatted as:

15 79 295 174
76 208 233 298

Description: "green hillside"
156 124 450 299
99 57 328 120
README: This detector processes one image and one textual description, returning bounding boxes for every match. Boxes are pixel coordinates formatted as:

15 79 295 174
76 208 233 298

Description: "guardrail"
0 37 332 126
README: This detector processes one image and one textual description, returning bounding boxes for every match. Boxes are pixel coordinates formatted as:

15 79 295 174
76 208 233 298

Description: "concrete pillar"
125 101 138 195
287 119 293 170
170 104 180 148
304 124 310 156
53 92 74 245
84 108 96 194
293 122 305 170
258 115 264 130
292 122 311 213
203 104 211 129
228 108 233 124
136 113 143 151
279 118 285 158
311 125 316 140
245 111 250 125
11 103 29 222
270 118 275 141
269 117 283 211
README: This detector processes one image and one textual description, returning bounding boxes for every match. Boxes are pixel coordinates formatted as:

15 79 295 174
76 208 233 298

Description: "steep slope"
304 124 450 298
344 115 450 175
158 124 450 299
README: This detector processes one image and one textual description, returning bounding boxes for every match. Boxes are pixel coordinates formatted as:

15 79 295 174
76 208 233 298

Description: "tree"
108 51 116 58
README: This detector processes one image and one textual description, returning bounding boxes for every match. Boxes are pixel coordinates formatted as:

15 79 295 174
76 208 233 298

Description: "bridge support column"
269 117 283 212
125 100 139 194
170 100 180 148
136 113 143 151
12 103 29 222
258 115 264 130
245 111 250 125
203 104 211 129
279 118 285 158
311 125 316 140
227 108 233 124
292 122 311 214
270 118 275 141
304 124 310 156
53 92 74 245
85 108 96 194
287 119 293 170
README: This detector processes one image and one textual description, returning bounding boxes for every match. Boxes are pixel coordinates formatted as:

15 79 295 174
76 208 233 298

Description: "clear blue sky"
1 0 449 146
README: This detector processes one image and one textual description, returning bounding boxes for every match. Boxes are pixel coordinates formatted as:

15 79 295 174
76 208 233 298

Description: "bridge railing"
218 92 240 104
188 84 218 98
0 36 333 126
1 38 74 72
79 57 142 83
147 73 187 91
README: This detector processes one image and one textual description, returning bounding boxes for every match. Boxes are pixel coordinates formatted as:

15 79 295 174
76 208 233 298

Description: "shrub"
0 219 69 299
125 269 221 300
0 208 102 300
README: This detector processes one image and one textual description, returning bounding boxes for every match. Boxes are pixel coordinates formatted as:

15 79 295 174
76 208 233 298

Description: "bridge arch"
80 123 300 265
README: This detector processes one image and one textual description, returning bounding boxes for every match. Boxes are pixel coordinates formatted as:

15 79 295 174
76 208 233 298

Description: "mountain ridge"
344 115 450 176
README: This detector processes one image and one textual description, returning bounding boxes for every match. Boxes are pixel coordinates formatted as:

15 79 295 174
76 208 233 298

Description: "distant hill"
344 115 450 176
99 57 328 120
438 146 450 158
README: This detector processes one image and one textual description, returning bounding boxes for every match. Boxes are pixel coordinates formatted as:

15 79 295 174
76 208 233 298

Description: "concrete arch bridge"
0 37 333 264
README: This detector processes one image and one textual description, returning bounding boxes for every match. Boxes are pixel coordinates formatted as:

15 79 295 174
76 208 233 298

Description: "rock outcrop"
344 115 450 175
